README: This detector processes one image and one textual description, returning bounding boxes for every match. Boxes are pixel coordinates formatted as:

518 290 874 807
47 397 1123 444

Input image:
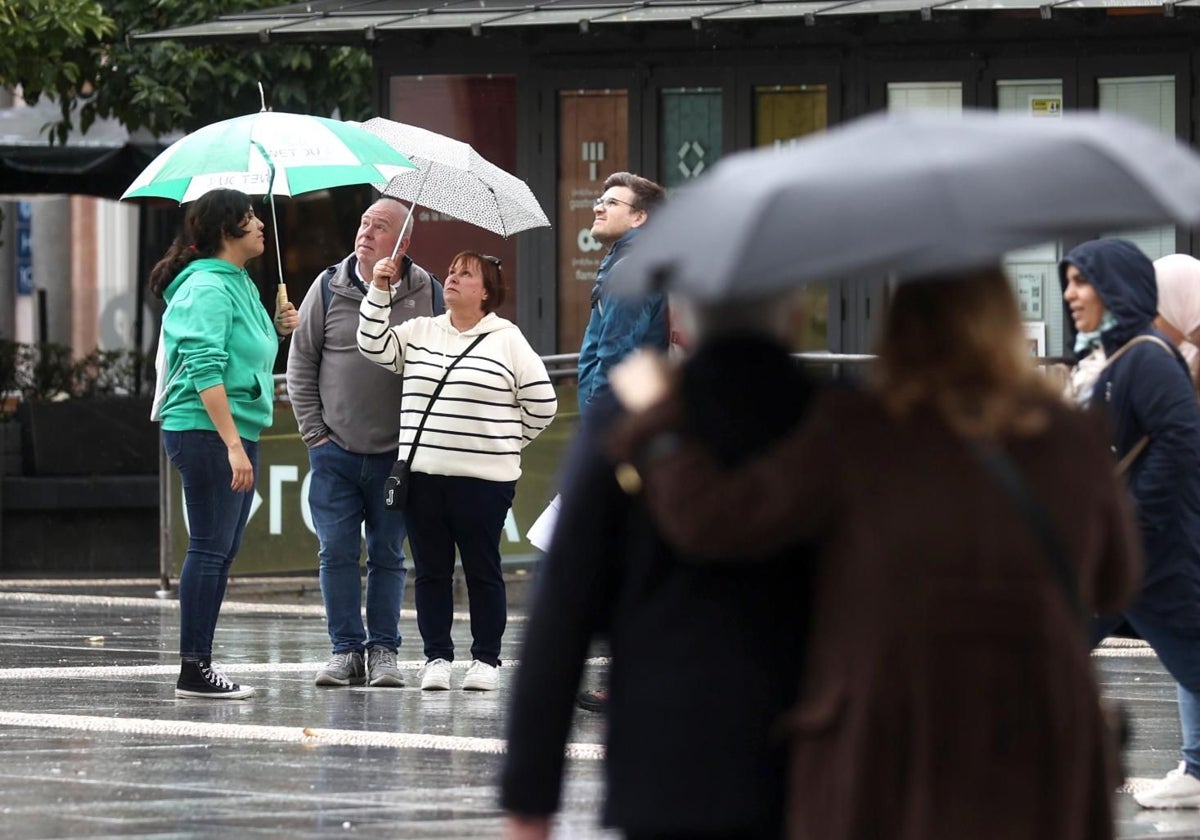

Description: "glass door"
389 75 519 322
557 89 629 353
1099 75 1177 260
754 84 829 351
659 87 723 189
997 79 1065 359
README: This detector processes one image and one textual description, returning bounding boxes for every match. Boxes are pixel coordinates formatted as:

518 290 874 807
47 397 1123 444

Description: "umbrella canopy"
121 110 416 296
121 111 415 202
356 117 549 238
610 110 1200 301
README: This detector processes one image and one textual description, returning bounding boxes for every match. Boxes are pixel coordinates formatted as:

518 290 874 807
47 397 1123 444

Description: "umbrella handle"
389 166 428 261
251 139 288 295
391 202 415 262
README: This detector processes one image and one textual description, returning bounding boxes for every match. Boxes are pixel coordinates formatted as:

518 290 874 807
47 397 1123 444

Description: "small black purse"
384 333 487 511
384 460 411 510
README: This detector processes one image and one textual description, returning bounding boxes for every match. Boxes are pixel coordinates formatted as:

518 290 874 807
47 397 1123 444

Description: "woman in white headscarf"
1154 253 1200 388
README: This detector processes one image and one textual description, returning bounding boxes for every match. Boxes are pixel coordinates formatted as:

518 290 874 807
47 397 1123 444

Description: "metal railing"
171 350 881 590
271 350 881 395
271 350 1072 393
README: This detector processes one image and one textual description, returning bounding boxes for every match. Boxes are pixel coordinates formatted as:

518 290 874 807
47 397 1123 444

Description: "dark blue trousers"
164 430 258 660
1094 611 1200 777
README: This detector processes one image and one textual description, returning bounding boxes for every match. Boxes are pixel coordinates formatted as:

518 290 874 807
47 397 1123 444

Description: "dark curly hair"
148 189 256 299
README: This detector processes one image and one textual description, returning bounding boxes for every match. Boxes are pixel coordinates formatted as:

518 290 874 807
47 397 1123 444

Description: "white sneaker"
461 660 499 691
420 658 453 691
1135 762 1200 808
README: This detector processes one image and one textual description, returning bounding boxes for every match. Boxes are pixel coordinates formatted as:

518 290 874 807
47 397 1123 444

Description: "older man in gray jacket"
287 197 443 688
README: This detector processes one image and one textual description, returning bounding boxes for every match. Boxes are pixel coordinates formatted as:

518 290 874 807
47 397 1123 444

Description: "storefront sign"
1023 321 1047 357
1029 96 1063 118
15 200 33 296
1014 266 1045 320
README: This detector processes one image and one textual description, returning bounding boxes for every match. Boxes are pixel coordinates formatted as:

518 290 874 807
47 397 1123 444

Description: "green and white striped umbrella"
121 111 416 202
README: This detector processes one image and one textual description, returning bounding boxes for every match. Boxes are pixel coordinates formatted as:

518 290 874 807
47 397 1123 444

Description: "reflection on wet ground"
0 575 1193 838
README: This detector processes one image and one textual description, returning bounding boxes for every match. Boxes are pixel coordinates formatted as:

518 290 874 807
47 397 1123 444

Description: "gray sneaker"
315 651 366 686
367 647 405 687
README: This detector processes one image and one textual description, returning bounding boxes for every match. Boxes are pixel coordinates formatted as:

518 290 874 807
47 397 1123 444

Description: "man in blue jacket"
1062 238 1200 808
574 172 667 713
576 172 669 412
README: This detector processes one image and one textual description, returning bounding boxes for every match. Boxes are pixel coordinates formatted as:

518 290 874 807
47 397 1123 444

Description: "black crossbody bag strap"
971 442 1084 629
971 440 1131 756
405 333 488 463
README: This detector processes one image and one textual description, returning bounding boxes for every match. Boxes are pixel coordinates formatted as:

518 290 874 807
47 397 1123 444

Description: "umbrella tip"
258 82 268 113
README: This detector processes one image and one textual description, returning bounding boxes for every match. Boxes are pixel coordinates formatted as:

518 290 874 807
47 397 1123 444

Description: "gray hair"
374 195 415 244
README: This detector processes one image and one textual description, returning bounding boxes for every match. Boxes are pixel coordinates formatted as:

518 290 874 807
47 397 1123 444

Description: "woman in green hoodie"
149 189 298 700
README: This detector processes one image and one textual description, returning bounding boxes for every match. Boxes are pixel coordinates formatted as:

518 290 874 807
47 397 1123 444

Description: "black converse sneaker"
175 658 255 700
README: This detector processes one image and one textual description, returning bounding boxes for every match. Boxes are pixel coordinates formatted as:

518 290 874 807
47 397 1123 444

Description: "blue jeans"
405 472 515 667
1094 611 1200 777
307 441 407 654
164 430 258 660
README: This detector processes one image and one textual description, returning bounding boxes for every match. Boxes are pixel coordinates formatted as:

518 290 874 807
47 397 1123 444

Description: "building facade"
149 0 1200 358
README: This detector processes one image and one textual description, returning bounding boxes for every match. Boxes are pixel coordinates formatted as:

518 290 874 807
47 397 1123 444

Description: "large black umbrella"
611 109 1200 300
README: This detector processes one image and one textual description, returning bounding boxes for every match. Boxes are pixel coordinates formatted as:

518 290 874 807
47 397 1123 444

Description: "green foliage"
0 340 152 409
0 0 114 142
1 0 374 144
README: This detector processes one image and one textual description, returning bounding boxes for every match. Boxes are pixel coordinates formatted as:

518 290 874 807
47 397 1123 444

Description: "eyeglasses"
481 255 502 267
593 196 638 211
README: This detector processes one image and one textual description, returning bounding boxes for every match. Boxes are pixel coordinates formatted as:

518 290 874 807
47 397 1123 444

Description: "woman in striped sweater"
358 250 557 692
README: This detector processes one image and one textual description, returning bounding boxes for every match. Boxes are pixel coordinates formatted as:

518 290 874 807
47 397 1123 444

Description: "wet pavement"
0 574 1196 839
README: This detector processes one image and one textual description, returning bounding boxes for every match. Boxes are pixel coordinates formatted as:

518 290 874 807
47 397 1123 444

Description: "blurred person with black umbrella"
502 294 819 840
619 269 1141 840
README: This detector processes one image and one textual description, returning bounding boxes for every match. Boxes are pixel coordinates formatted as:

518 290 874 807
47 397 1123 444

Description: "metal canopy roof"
0 99 173 199
133 0 1185 43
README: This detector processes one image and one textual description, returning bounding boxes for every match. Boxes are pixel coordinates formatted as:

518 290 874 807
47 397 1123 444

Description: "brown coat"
635 389 1142 840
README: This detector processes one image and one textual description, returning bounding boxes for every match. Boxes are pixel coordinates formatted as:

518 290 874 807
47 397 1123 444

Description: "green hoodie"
159 258 278 441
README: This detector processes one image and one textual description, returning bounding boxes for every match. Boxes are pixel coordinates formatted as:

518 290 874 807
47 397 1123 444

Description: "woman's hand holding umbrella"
372 256 399 290
274 298 298 338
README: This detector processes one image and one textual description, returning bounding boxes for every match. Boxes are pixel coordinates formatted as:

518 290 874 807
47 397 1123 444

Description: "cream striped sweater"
358 283 557 482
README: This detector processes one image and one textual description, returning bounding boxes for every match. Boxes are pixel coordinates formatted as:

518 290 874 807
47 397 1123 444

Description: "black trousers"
405 471 516 666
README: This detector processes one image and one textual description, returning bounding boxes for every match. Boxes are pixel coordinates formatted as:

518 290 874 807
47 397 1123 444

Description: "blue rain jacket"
576 228 669 415
1061 239 1200 632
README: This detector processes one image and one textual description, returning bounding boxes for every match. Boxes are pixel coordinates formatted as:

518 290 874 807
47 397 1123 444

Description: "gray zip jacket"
287 254 442 454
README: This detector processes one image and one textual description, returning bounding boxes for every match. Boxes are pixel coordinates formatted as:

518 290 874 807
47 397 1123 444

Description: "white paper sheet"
526 494 562 552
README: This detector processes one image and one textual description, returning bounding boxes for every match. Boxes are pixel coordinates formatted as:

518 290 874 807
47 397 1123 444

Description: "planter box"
1 507 158 575
17 397 157 476
0 421 20 476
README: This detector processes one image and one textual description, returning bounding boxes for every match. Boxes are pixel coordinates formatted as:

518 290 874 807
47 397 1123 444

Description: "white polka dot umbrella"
355 117 550 257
